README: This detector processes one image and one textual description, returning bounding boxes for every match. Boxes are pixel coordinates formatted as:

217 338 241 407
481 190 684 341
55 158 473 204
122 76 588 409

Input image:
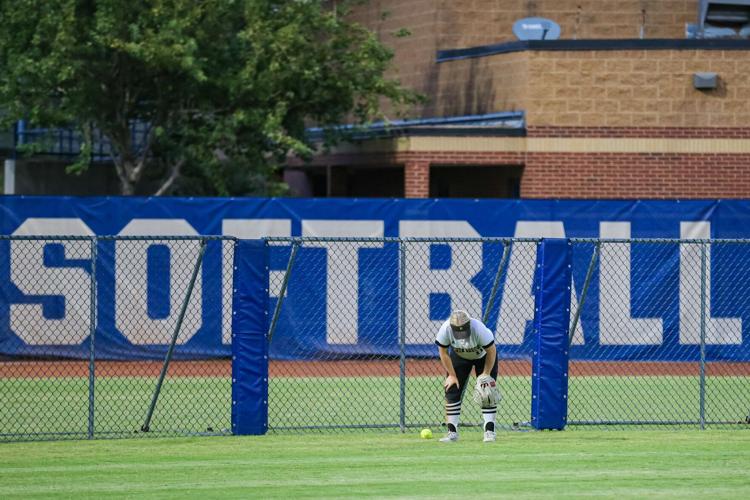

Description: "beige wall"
525 50 750 127
439 0 698 48
348 1 710 120
347 0 441 104
425 48 750 127
429 51 528 117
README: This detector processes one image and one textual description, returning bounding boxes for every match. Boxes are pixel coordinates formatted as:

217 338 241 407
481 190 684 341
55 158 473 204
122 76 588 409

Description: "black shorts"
445 350 498 404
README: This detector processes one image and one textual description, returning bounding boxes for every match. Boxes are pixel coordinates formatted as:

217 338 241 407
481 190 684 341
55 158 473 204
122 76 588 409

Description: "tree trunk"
120 177 136 195
114 158 137 195
110 126 157 195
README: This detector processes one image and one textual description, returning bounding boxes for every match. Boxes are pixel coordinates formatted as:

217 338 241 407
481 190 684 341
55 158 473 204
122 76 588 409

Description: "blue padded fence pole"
531 239 572 431
232 240 270 435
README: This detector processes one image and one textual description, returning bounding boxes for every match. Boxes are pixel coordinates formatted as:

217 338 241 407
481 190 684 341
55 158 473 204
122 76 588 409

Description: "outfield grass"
2 375 749 440
1 430 749 498
1 377 232 439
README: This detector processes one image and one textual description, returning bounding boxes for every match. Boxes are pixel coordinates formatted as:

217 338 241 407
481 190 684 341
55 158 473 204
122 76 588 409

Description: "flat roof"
437 38 750 63
306 112 526 141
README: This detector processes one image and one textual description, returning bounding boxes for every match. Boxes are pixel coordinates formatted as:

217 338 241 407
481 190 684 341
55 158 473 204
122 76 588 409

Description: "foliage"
0 0 420 195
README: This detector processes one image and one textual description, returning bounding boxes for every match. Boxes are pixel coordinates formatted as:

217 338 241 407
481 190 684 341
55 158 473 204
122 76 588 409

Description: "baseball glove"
472 374 501 407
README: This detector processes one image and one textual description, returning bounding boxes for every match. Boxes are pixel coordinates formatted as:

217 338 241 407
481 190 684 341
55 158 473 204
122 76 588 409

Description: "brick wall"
328 2 750 201
299 137 750 199
401 149 750 199
522 152 750 198
527 127 750 138
404 161 430 197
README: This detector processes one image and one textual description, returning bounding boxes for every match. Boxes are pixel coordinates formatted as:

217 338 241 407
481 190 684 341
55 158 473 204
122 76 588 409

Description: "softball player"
435 309 498 442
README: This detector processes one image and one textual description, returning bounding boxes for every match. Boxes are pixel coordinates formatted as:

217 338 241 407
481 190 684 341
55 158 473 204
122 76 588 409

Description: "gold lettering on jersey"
454 346 484 354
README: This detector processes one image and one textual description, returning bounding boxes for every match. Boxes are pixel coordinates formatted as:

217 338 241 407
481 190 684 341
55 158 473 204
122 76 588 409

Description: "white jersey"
435 318 495 360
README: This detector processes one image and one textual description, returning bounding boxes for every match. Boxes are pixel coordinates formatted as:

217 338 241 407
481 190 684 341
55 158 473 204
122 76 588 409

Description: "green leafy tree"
0 0 419 195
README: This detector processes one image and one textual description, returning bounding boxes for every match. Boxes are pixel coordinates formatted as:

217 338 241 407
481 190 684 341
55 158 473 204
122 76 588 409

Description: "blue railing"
14 120 151 161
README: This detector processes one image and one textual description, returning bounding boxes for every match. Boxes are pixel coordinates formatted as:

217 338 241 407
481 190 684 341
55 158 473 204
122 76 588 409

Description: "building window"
429 165 523 198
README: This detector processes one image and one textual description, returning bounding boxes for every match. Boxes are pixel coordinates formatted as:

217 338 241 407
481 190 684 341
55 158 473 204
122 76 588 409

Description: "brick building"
285 0 750 198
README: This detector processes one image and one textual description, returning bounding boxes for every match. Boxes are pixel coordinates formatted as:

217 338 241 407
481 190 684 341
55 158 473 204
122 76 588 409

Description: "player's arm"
481 343 496 377
438 345 459 390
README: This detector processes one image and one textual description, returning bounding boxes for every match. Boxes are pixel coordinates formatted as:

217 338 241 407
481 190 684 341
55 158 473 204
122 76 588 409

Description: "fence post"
87 237 98 439
699 242 707 430
398 239 407 433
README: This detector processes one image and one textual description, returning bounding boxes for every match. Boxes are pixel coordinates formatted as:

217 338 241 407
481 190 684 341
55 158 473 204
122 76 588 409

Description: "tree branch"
153 158 186 196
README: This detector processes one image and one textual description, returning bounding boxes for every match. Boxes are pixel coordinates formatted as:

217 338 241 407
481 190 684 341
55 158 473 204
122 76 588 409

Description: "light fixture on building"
693 72 718 90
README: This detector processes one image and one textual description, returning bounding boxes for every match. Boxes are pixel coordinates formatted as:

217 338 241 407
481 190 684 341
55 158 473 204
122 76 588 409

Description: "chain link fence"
0 236 237 441
2 236 749 441
267 237 750 433
568 239 750 429
266 238 538 432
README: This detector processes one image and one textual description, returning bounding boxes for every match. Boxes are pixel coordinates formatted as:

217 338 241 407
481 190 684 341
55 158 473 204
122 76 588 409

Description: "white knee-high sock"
482 406 497 431
446 401 461 431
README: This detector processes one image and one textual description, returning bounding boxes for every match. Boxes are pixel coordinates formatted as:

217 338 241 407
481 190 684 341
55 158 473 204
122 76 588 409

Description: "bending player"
435 309 499 442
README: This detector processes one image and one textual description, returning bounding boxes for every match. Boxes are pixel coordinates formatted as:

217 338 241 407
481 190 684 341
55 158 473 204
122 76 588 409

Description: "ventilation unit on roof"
691 0 750 38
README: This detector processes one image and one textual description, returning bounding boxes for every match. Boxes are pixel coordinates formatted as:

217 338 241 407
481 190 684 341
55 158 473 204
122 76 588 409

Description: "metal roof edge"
437 38 750 62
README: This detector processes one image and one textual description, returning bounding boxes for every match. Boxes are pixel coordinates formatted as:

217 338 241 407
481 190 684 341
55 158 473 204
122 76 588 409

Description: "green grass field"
3 375 750 440
2 430 749 498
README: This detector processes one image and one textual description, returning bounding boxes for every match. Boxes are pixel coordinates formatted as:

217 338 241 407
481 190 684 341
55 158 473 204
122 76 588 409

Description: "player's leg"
440 353 472 442
472 357 499 442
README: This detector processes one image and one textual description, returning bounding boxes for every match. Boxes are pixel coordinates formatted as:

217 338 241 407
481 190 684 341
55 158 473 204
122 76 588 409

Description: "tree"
0 0 420 195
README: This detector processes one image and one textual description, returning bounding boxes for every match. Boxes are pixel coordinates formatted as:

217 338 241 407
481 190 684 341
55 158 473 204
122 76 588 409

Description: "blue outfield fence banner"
1 196 750 362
